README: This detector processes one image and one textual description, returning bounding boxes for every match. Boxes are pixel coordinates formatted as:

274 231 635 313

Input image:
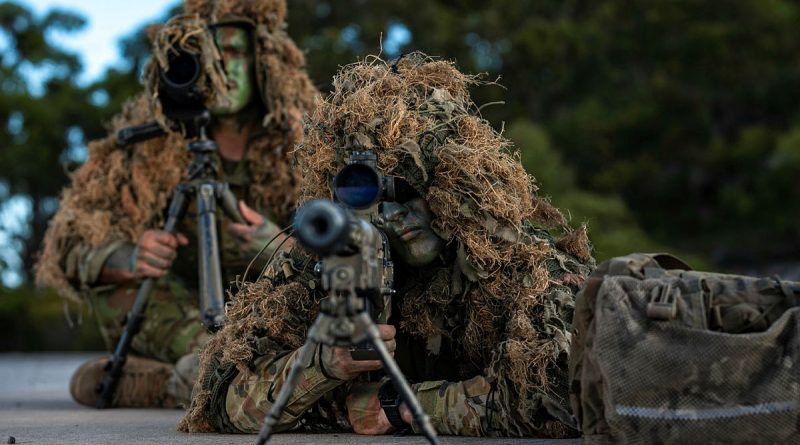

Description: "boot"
69 355 178 408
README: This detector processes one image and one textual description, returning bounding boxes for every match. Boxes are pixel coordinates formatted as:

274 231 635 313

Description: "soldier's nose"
381 202 409 222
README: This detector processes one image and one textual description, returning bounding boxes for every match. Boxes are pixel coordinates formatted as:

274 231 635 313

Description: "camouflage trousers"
86 275 210 405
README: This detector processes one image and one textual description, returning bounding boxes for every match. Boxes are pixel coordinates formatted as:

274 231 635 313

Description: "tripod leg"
254 333 320 445
197 184 225 330
95 189 189 409
358 313 441 445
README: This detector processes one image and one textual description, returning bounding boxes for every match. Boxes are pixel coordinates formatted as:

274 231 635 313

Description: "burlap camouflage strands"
180 53 594 437
35 0 318 303
298 52 593 402
144 14 229 131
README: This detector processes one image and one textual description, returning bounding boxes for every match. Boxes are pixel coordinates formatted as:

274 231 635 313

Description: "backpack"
569 253 800 445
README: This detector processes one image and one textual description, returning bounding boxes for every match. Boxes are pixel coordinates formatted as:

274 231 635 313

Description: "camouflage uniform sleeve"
63 239 135 289
338 375 498 436
410 372 574 437
223 343 346 433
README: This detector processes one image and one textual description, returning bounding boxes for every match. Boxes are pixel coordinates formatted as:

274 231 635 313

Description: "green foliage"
0 286 104 351
3 0 799 349
506 119 707 267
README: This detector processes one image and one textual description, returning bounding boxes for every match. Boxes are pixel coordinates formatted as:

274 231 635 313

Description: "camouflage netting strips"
144 15 229 130
298 52 590 368
35 0 317 303
181 53 592 436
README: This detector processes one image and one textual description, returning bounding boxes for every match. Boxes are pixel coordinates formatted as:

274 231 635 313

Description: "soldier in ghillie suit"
179 53 595 437
35 0 317 408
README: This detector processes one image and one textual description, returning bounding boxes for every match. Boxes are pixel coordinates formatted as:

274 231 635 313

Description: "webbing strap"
776 278 800 306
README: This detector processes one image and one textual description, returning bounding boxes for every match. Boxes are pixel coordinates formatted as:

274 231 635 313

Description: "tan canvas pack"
569 253 800 444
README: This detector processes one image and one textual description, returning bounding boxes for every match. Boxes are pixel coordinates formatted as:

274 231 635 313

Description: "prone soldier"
179 54 595 437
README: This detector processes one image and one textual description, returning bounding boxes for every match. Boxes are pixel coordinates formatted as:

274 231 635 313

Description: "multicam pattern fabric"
180 54 595 437
35 0 317 305
570 253 800 444
87 277 209 364
185 238 591 437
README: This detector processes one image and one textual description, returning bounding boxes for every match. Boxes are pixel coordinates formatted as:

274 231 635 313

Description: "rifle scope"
293 200 354 256
333 152 418 209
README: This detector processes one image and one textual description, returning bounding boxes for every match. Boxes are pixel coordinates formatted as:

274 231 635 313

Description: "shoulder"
266 246 320 289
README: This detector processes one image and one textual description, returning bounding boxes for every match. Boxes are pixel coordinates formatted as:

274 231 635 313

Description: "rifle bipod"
253 308 440 445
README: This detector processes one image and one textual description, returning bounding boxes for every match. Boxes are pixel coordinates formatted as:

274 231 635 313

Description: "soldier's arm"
217 327 394 433
63 239 137 288
65 229 189 288
204 343 346 433
396 371 570 437
343 375 494 436
226 200 293 260
406 293 578 436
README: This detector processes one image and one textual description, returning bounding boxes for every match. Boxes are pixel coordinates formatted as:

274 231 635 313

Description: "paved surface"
0 353 580 445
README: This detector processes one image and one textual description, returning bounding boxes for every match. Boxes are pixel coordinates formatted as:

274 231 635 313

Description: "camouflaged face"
35 0 316 303
177 0 314 131
180 53 595 438
145 15 229 130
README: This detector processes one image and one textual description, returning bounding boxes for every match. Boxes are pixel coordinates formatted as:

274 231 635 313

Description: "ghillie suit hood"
182 53 594 436
36 0 318 303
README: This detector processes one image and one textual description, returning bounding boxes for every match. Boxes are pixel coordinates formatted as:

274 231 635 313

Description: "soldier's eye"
393 178 419 204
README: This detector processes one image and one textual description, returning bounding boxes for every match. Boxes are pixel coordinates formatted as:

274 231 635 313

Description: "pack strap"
776 277 800 306
603 253 692 279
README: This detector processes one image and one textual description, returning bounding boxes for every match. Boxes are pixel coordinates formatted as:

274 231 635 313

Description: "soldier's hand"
321 324 397 381
227 200 283 253
346 382 413 435
133 229 188 278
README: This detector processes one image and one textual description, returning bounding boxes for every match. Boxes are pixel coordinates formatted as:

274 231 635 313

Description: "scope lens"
163 51 201 88
333 163 381 209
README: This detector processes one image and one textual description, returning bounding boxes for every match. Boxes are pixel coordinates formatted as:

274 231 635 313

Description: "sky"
2 1 412 288
1 1 177 287
23 0 178 83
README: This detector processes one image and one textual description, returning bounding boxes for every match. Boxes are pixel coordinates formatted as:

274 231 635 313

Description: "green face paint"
210 26 255 116
381 198 446 267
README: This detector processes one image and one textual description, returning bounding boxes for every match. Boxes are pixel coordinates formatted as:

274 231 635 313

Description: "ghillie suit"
35 0 316 375
181 53 594 436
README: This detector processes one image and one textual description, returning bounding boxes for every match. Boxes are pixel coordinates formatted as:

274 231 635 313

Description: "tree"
6 0 800 289
287 0 800 266
0 2 100 286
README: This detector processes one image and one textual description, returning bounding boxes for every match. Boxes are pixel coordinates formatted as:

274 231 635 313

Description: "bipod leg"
254 322 321 445
358 313 441 445
95 188 189 408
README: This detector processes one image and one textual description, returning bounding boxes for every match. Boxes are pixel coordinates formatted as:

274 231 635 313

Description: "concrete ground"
0 353 580 445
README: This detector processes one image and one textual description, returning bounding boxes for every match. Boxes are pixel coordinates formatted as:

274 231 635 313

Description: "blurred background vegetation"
2 0 799 350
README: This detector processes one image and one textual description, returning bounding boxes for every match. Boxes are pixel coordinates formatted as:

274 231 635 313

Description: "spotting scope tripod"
95 109 245 408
